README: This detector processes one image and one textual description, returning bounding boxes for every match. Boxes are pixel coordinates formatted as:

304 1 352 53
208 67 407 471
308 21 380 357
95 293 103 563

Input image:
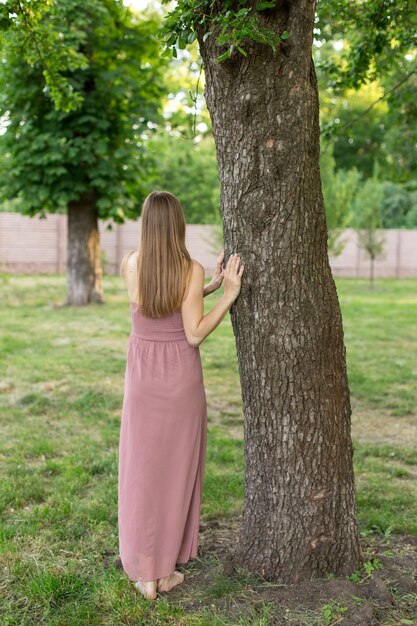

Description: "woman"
118 190 244 600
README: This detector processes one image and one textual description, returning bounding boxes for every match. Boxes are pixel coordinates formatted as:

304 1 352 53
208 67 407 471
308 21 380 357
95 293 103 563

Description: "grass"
0 273 416 624
336 279 417 416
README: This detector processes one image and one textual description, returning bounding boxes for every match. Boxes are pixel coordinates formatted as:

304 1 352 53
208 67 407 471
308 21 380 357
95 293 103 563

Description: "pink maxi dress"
118 300 208 582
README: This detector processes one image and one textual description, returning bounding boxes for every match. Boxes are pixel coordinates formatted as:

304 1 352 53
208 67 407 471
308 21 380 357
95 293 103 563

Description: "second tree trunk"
67 192 104 306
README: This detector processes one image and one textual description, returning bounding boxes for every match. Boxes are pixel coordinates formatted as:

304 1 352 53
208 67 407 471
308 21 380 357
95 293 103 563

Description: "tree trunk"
67 191 104 306
197 1 362 582
370 255 375 289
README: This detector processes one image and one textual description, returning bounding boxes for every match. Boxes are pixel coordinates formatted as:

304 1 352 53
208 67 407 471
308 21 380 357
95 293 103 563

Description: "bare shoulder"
188 259 204 285
190 259 204 275
183 259 204 302
120 250 137 278
127 251 138 271
123 252 138 302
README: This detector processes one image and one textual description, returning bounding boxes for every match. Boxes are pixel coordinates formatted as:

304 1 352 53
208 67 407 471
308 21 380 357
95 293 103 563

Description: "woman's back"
129 301 188 342
124 250 243 348
125 251 194 308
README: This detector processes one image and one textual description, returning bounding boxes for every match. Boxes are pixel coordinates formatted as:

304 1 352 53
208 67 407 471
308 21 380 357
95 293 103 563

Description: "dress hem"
126 553 199 583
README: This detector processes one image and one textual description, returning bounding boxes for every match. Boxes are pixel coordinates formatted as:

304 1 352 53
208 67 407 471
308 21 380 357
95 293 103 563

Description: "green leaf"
164 32 177 46
97 198 112 210
216 45 234 63
256 1 276 10
215 34 229 46
178 35 187 49
280 31 289 40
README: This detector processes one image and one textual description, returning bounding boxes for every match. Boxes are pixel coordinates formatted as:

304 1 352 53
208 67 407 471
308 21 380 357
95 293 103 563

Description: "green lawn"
1 274 416 625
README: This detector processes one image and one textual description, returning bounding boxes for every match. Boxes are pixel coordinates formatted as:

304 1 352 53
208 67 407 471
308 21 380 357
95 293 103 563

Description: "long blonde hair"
120 191 193 318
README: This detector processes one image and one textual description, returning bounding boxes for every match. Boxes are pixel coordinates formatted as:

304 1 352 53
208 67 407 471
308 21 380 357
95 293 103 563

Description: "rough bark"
66 191 104 306
197 1 363 582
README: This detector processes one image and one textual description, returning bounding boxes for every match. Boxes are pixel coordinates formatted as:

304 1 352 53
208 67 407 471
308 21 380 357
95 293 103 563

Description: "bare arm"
203 283 215 297
181 262 233 347
181 255 243 347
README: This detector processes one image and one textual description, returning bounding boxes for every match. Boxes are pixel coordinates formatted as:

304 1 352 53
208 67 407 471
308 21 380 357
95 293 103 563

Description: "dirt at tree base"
184 514 416 625
110 514 417 625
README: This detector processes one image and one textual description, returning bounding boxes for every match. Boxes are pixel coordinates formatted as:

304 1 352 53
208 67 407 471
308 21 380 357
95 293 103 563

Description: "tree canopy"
0 0 168 222
0 0 416 227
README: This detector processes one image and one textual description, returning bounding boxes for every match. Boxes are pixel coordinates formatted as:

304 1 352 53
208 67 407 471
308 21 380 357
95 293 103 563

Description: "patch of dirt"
118 514 417 625
108 512 416 624
351 399 417 447
206 393 244 441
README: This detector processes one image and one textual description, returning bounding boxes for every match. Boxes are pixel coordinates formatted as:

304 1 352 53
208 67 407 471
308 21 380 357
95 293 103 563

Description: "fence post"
395 229 401 279
115 222 122 276
355 229 361 278
58 214 66 274
56 215 61 274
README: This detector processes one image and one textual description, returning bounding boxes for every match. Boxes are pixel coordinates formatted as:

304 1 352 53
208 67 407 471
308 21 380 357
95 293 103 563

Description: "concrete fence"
0 212 416 278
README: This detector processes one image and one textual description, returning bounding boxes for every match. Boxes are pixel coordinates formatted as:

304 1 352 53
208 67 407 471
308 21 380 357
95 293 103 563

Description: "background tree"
380 181 417 229
315 0 417 236
147 131 221 223
0 0 167 305
404 184 417 228
318 72 388 178
353 162 386 289
320 143 361 255
382 69 417 184
315 0 417 95
316 0 417 182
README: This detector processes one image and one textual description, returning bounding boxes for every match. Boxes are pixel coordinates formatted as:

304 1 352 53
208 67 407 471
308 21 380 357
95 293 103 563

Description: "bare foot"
133 579 158 600
157 570 185 593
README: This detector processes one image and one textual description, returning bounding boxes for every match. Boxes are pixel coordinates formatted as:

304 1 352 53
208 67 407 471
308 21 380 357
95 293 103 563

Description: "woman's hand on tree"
223 253 244 302
205 249 225 294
